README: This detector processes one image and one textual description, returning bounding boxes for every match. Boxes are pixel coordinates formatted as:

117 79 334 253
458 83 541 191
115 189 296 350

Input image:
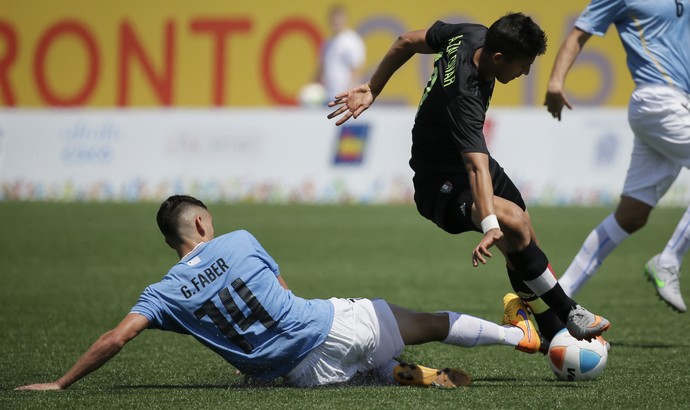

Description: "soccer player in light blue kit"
545 0 690 313
16 195 541 391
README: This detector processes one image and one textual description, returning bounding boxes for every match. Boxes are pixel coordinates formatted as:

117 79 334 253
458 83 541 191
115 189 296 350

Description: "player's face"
494 55 535 84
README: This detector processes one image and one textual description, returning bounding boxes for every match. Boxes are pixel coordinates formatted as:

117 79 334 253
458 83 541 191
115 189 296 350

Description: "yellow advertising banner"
0 1 631 107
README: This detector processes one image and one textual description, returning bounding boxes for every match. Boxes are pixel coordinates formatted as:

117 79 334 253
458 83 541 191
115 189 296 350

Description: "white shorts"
623 85 690 206
282 297 404 387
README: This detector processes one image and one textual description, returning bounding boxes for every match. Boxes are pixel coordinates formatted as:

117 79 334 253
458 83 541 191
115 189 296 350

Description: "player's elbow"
463 156 487 177
396 32 414 47
393 33 416 55
100 330 128 352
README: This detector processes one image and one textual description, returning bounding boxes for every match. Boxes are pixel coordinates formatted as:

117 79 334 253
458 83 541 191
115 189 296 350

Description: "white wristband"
480 214 500 233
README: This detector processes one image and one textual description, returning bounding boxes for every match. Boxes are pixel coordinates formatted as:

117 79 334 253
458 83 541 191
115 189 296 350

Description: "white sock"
502 325 526 346
560 213 629 296
658 204 690 270
442 312 517 347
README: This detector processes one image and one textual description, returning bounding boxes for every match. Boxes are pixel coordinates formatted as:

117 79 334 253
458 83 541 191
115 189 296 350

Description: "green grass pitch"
1 202 689 409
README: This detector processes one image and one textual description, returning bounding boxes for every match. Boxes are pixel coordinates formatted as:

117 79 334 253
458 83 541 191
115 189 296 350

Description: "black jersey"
410 21 495 175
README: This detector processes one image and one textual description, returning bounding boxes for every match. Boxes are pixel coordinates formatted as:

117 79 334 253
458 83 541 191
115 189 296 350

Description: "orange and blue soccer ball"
547 328 608 381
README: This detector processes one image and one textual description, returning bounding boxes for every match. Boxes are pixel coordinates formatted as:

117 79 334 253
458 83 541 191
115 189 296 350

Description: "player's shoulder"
217 229 254 241
427 21 487 48
429 21 486 33
212 230 259 249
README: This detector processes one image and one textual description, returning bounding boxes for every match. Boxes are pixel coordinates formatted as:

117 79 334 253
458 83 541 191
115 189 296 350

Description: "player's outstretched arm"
15 313 149 391
327 28 433 126
544 28 591 121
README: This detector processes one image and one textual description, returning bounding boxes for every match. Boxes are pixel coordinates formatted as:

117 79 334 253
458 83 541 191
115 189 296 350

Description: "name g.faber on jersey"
180 257 229 299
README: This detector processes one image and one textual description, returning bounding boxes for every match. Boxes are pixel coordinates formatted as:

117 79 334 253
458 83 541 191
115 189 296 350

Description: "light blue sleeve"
575 0 627 36
129 287 166 329
575 0 690 91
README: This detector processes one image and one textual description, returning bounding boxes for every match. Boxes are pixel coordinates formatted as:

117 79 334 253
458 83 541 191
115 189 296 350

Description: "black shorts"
412 157 526 234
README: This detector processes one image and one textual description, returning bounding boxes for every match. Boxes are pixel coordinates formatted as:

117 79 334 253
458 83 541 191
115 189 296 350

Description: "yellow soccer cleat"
393 362 471 388
502 293 541 354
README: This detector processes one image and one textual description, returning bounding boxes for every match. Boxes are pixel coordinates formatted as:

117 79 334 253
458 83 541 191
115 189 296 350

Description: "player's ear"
196 213 216 240
195 215 207 237
491 52 506 65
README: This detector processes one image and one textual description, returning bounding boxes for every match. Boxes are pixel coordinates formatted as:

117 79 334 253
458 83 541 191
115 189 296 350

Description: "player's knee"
498 207 531 241
615 206 651 233
615 197 653 233
617 214 648 233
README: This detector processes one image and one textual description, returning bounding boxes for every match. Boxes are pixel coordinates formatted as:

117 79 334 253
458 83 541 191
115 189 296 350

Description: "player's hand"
472 228 504 267
544 87 572 121
327 83 375 126
15 382 63 391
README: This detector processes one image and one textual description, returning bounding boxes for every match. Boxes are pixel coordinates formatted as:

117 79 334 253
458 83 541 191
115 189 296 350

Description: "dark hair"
484 12 547 60
156 195 208 244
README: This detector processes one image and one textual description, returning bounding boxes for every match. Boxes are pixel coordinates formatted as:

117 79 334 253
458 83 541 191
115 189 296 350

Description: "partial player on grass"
327 12 610 347
16 195 542 391
545 0 689 314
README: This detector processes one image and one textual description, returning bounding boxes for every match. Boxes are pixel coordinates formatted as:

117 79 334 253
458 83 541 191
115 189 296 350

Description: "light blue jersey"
576 0 690 93
130 230 334 381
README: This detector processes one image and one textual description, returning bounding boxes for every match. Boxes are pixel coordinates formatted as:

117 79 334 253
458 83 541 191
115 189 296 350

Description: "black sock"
506 241 577 322
507 267 565 342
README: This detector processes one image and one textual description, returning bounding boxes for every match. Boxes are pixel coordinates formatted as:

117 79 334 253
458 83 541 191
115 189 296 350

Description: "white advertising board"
1 108 688 205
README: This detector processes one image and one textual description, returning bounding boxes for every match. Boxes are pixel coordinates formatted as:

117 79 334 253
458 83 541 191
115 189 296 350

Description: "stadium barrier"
1 108 689 205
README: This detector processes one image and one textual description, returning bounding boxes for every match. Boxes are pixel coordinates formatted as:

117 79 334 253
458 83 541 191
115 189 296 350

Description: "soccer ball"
298 83 327 107
547 328 608 381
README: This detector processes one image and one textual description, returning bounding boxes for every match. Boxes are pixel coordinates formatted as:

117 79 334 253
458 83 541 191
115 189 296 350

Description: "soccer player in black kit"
328 12 610 346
